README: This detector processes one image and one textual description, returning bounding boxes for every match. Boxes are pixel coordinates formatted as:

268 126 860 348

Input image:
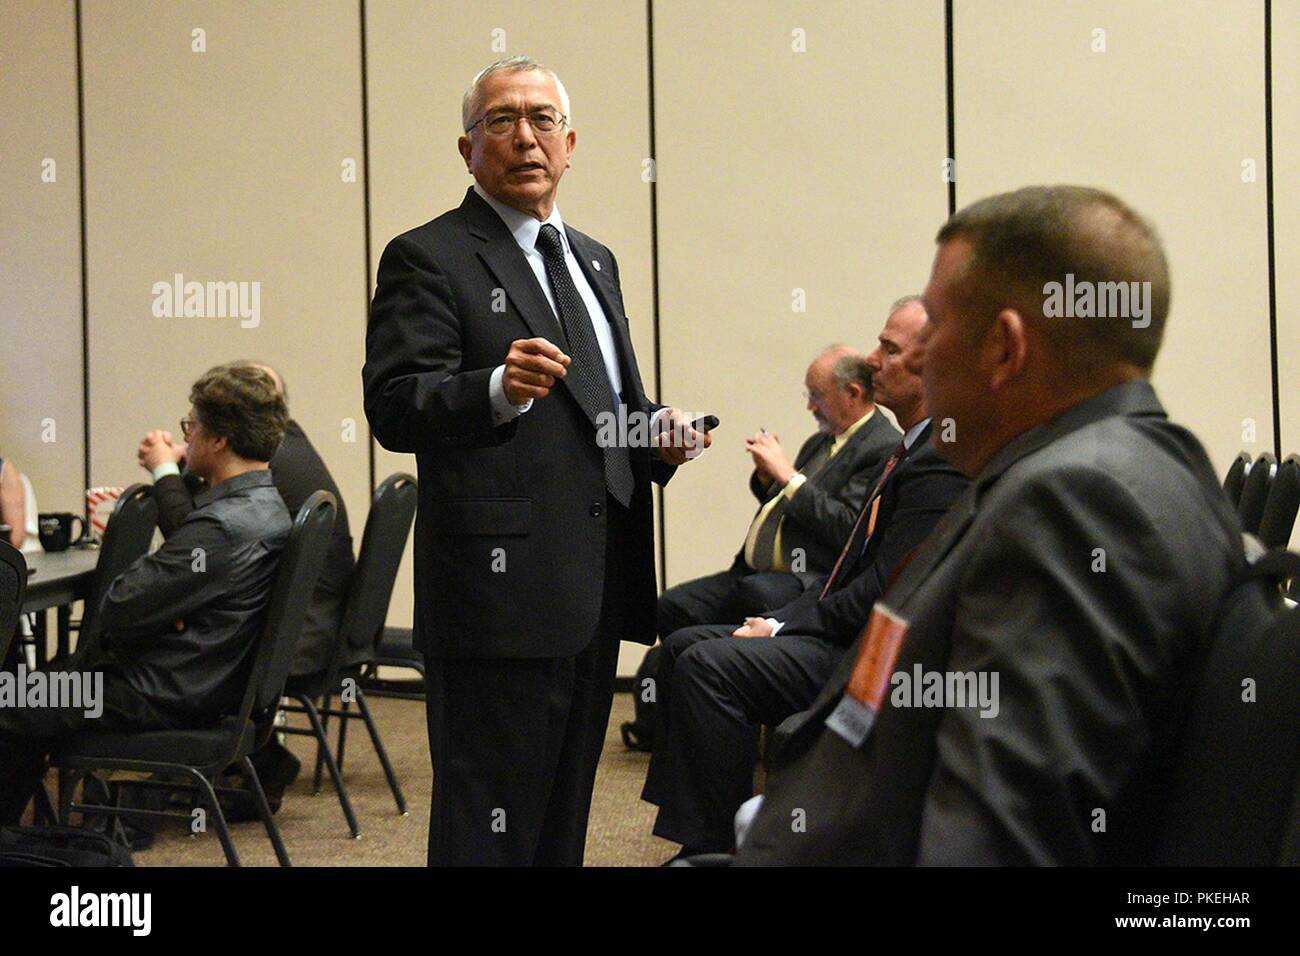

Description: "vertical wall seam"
1264 0 1281 460
945 0 956 217
75 0 91 507
647 0 667 587
360 0 377 495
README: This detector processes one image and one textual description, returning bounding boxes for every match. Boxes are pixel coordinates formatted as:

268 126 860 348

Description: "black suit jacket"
363 188 673 659
737 381 1245 865
743 413 899 577
153 420 356 677
771 422 969 645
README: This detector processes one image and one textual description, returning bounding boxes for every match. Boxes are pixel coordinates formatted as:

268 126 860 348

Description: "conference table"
19 544 100 664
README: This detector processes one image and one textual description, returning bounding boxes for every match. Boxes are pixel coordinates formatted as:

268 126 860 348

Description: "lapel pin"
592 259 602 271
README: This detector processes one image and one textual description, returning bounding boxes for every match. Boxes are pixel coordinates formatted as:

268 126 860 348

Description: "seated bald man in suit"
737 185 1247 866
642 299 968 856
656 345 900 638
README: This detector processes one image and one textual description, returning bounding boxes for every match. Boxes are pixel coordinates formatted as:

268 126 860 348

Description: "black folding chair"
1153 549 1300 864
0 539 27 666
280 474 417 835
48 491 336 867
1222 451 1251 506
1258 454 1300 549
75 483 157 653
360 626 425 700
1237 451 1276 536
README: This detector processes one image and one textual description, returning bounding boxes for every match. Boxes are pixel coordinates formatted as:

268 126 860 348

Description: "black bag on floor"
0 825 134 867
620 643 661 752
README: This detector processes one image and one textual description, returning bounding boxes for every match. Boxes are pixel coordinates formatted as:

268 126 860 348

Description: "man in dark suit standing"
363 56 711 866
655 344 899 638
642 299 967 855
736 185 1246 865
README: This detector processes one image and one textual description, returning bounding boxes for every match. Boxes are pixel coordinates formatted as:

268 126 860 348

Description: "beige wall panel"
1273 0 1300 547
955 0 1272 475
365 1 655 673
0 0 85 518
654 1 948 592
81 1 369 548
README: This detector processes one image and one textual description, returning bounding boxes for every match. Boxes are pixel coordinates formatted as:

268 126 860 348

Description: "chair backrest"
0 539 27 665
79 483 157 648
239 491 336 722
1222 451 1251 506
339 473 417 654
1237 451 1276 535
1154 552 1300 864
1257 454 1300 549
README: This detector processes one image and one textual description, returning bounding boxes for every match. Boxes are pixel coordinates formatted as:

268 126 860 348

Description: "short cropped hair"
831 352 874 399
189 362 288 462
935 185 1171 371
462 55 571 132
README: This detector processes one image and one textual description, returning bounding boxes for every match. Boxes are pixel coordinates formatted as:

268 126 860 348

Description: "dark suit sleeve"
153 473 196 539
750 435 818 504
915 467 1195 865
364 232 515 453
773 461 967 645
780 463 876 554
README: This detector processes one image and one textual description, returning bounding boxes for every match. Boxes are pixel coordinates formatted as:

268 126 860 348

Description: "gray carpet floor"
119 692 679 867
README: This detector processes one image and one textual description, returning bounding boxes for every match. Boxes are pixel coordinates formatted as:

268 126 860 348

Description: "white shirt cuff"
489 364 533 425
780 472 808 499
765 618 784 636
151 461 181 482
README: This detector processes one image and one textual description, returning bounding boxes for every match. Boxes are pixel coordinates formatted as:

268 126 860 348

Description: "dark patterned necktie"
820 441 906 598
535 223 635 507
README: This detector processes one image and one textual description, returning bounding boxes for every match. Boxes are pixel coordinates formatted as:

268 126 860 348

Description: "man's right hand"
502 337 571 405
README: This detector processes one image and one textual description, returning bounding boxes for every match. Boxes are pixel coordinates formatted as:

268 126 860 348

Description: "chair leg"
190 769 240 866
312 692 333 794
335 695 351 774
299 695 360 838
240 755 291 867
57 769 80 824
355 687 407 815
32 780 58 826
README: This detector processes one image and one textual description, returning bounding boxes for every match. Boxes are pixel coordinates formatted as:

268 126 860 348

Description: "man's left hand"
652 407 713 466
732 617 774 638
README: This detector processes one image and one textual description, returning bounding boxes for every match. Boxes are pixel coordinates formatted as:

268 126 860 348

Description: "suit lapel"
462 189 568 350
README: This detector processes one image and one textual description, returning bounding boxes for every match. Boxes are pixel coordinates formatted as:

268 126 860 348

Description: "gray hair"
831 352 873 397
889 294 925 316
461 56 572 132
935 185 1169 371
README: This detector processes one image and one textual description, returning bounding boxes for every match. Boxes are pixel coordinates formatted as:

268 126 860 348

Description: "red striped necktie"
819 442 906 598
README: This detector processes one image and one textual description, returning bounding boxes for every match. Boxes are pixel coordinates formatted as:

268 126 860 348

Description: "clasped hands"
137 430 186 473
746 430 795 486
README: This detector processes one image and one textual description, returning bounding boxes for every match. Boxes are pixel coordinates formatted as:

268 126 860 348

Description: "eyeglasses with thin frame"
179 417 198 440
466 108 568 136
